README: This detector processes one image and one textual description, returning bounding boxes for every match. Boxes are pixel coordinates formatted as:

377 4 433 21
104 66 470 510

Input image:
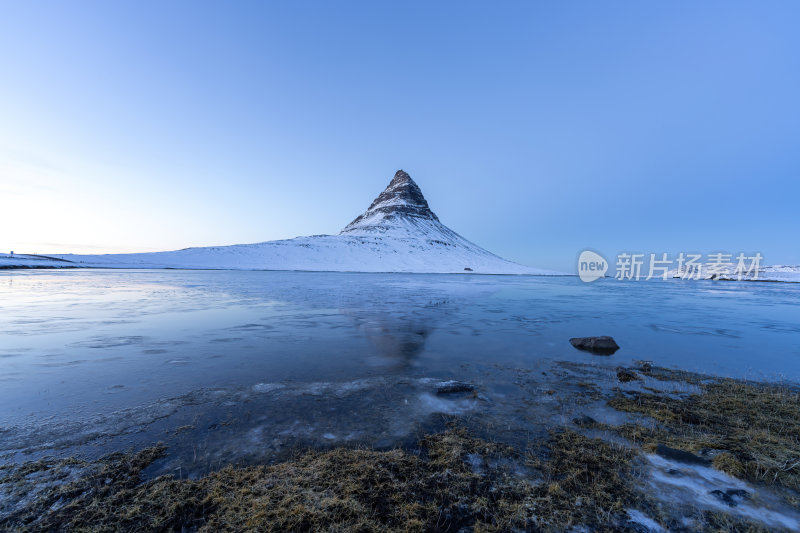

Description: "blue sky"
1 1 798 271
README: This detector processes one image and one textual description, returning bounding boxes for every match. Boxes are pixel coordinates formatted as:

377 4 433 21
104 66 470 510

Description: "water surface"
1 270 798 471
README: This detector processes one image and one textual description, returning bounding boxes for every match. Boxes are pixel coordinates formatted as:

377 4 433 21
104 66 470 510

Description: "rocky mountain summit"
336 170 498 255
341 170 440 233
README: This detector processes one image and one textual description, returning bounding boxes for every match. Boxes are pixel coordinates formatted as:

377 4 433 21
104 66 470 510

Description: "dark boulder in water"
655 444 711 466
569 336 620 355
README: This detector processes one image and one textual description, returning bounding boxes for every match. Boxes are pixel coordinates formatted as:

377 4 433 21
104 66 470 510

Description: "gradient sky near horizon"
1 1 798 272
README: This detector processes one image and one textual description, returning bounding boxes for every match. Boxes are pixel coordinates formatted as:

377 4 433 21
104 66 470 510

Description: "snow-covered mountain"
5 171 559 274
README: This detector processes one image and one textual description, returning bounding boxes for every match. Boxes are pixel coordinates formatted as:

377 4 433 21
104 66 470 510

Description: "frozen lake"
1 269 799 473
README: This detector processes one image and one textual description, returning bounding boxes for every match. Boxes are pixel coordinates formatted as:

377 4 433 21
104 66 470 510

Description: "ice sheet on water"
251 378 382 398
252 383 285 393
416 393 478 416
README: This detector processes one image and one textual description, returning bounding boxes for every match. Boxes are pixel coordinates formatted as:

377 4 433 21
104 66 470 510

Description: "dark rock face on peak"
341 170 439 233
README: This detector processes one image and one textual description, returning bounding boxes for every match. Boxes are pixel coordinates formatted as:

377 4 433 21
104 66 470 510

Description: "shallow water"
1 270 799 465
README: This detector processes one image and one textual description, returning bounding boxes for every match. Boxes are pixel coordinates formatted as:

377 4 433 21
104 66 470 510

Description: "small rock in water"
654 444 711 466
709 489 740 507
569 336 620 355
435 381 476 394
616 367 640 382
572 415 598 427
709 488 750 507
725 488 750 500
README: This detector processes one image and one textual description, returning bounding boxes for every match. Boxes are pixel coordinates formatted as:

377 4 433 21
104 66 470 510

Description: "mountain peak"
385 169 416 191
341 170 439 234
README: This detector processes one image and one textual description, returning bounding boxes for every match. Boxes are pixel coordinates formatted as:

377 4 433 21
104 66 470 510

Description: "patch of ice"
625 509 664 532
466 453 484 474
645 454 800 531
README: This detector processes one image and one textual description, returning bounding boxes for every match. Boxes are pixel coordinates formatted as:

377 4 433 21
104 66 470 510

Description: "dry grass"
523 430 640 531
608 367 800 493
0 428 643 532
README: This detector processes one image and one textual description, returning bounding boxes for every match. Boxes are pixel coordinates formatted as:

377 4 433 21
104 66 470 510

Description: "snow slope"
48 232 550 274
5 170 561 275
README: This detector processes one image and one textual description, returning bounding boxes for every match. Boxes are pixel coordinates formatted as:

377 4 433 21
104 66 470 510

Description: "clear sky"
1 1 798 272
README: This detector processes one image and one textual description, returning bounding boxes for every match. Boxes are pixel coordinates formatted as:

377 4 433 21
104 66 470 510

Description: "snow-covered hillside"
5 171 560 275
